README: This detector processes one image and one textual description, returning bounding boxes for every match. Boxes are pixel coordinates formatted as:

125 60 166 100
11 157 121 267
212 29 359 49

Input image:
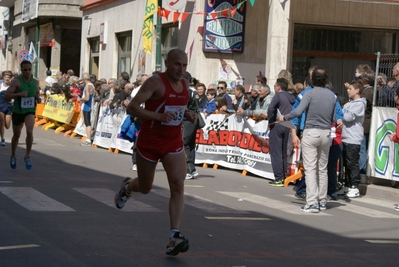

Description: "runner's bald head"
166 49 187 61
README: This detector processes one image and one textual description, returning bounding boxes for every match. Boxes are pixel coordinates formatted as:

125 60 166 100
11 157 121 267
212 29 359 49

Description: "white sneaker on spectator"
132 164 137 171
346 187 360 198
185 173 193 180
191 170 199 177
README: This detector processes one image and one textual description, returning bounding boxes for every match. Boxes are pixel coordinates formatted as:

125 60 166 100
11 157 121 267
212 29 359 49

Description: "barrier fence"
34 92 398 182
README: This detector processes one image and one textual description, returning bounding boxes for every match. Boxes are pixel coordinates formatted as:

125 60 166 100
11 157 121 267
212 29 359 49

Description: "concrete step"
359 177 399 203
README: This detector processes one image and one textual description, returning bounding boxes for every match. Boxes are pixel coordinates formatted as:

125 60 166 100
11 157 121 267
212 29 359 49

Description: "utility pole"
155 0 162 71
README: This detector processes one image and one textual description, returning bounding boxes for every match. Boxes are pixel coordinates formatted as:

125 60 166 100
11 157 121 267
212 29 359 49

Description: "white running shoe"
132 164 137 171
185 173 193 180
346 187 360 198
191 170 199 177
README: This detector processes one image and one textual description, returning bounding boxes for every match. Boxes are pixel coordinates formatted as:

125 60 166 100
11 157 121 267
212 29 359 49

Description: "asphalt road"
1 126 399 267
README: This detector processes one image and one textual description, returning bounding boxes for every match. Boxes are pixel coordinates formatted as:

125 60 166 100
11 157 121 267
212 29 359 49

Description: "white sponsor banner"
94 106 122 149
368 107 399 181
73 116 87 137
195 114 299 179
111 112 134 154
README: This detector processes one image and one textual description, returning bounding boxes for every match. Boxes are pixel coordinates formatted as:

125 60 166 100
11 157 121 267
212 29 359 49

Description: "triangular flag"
249 0 255 6
237 2 243 9
230 6 237 17
221 9 229 18
163 9 171 20
173 12 180 23
211 12 218 21
180 12 189 24
28 41 37 63
197 26 204 37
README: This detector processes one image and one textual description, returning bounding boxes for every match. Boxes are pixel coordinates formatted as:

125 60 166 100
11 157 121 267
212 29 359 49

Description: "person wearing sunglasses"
4 60 41 170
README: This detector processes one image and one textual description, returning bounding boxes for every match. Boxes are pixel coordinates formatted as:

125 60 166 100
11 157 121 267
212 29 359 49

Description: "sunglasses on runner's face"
22 68 32 71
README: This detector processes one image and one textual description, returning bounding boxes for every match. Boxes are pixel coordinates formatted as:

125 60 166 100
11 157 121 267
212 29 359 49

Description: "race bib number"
21 97 35 108
162 105 185 126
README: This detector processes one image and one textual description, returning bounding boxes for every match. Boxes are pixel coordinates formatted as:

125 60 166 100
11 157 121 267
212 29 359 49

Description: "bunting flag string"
158 0 255 24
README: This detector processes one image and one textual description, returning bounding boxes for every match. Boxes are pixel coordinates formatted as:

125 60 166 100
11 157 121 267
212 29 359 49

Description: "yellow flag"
142 0 158 54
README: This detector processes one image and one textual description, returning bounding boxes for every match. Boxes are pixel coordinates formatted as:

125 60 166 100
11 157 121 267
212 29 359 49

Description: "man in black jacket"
267 78 296 186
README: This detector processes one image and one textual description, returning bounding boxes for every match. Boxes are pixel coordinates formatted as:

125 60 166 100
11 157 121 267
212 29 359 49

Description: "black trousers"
269 124 290 180
183 119 198 174
343 143 361 187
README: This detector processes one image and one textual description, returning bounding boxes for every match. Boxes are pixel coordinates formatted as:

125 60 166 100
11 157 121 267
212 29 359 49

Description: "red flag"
160 8 171 20
221 9 229 18
180 12 189 24
173 12 180 23
230 6 237 17
211 12 218 21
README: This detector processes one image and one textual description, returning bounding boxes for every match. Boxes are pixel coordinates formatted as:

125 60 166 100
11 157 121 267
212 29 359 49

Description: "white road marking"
0 187 74 211
73 188 162 212
218 192 331 216
0 244 40 251
152 189 247 214
205 217 271 220
365 240 399 244
285 194 398 218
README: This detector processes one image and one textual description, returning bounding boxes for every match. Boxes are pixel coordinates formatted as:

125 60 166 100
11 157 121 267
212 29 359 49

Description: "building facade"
79 0 399 99
0 0 83 84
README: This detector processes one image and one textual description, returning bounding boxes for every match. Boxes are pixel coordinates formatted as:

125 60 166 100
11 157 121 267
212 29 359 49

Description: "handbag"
197 111 206 128
194 96 206 128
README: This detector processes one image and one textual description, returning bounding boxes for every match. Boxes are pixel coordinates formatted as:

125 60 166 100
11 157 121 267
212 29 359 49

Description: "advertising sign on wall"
203 0 246 53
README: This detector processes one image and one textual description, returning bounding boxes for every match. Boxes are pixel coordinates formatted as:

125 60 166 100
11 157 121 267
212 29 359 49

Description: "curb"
359 178 399 202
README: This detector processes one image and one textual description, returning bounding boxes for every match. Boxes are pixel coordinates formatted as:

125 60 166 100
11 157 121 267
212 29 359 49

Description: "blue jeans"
327 144 343 196
359 134 369 174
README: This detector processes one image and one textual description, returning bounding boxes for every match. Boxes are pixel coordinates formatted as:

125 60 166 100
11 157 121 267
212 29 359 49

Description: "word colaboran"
196 130 270 154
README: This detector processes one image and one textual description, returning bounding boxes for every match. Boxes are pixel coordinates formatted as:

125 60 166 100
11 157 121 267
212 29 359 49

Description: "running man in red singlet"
114 49 197 256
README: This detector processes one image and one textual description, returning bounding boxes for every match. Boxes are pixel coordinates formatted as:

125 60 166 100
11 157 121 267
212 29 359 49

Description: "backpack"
120 115 140 142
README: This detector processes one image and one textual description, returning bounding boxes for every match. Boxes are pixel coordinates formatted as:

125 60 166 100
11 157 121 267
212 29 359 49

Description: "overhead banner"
39 23 55 47
368 107 399 181
42 95 75 124
142 0 158 54
203 0 246 53
22 0 38 23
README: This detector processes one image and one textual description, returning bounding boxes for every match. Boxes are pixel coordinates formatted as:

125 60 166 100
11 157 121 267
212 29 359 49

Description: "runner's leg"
0 112 5 139
24 114 35 157
127 151 157 194
11 121 24 157
162 151 186 229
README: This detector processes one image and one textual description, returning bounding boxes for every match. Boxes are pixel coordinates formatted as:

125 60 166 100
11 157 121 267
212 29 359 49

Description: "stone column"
265 0 291 90
51 24 62 71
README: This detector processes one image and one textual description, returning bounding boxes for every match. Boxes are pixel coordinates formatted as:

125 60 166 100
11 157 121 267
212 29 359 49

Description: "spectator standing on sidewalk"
341 81 367 198
280 67 339 213
267 78 295 187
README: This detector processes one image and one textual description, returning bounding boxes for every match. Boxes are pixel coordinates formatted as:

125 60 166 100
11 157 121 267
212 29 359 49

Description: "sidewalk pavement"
359 177 399 203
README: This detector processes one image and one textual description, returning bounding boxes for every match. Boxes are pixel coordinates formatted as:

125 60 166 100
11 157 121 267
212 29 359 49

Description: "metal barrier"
373 52 399 107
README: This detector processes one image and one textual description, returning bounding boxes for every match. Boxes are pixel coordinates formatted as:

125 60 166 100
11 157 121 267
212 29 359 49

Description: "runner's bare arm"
3 78 26 100
35 80 41 103
78 84 93 102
